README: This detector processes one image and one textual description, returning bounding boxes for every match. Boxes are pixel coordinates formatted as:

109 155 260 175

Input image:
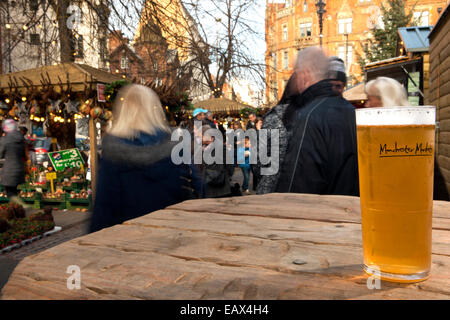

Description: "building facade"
0 0 109 74
266 0 449 105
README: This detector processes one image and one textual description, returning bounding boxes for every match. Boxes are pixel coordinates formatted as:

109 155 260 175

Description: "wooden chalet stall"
0 63 124 202
365 26 433 106
428 4 450 200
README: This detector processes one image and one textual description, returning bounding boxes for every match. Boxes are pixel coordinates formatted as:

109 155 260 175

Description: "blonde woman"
90 84 194 232
365 77 411 108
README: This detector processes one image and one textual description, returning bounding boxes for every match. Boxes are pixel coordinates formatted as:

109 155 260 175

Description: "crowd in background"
1 46 448 234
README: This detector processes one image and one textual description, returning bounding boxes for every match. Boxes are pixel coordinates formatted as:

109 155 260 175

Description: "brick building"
266 0 449 105
108 30 185 91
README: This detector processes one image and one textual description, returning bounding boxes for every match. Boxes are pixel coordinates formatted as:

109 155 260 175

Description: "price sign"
48 148 85 172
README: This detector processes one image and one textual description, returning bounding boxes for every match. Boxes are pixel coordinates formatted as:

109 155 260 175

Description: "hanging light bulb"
22 97 27 102
5 98 10 104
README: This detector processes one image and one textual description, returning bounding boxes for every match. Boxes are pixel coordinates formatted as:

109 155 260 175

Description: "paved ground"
0 168 256 292
0 209 91 291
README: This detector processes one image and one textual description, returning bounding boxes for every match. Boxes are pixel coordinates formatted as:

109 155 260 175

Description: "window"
414 11 429 26
303 0 308 12
283 51 289 69
30 33 40 45
338 18 352 34
153 62 158 72
338 45 353 72
273 52 277 69
285 0 292 7
299 22 312 37
121 57 129 69
140 77 146 85
282 24 288 41
272 81 278 101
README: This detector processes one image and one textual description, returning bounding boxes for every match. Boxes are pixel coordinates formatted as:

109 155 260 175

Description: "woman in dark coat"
89 85 195 233
0 120 26 200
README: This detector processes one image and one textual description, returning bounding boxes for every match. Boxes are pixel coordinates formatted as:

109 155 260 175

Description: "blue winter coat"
89 130 194 233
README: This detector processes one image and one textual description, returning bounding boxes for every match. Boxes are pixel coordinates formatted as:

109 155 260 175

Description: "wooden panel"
1 194 450 300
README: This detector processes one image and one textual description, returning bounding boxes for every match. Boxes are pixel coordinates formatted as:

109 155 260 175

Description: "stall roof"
0 63 125 94
193 97 253 113
343 83 367 102
398 26 433 53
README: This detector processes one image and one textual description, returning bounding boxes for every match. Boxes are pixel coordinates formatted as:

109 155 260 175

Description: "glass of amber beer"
356 106 436 283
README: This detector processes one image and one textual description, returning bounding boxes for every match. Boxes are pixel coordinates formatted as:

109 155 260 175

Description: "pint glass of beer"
356 106 436 283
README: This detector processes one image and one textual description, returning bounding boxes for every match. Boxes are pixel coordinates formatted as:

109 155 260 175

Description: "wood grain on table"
1 194 449 300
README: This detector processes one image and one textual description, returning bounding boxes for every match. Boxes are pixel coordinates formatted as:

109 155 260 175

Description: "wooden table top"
1 193 449 300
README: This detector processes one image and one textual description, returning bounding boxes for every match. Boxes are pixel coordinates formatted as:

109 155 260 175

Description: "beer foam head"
356 106 436 126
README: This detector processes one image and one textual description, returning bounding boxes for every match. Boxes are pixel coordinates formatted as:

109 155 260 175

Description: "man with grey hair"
272 46 358 195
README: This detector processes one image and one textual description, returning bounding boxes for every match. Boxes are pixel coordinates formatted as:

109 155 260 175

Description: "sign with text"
97 83 106 102
48 148 85 171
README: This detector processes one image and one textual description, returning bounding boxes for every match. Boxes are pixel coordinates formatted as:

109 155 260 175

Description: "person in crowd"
256 73 299 194
258 47 359 196
365 77 411 108
251 117 263 191
0 120 27 204
328 56 347 97
193 125 231 198
204 111 217 129
237 137 251 194
193 108 208 122
276 46 358 195
245 113 257 131
89 84 195 233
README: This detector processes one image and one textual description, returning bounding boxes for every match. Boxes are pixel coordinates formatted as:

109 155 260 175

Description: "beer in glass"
356 106 435 283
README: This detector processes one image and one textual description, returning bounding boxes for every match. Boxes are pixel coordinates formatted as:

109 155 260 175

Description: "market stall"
0 63 124 209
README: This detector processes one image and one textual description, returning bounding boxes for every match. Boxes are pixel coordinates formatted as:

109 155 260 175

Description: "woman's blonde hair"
109 84 170 139
365 77 411 107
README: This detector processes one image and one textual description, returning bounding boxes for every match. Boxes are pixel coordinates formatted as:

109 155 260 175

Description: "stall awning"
0 63 125 94
343 83 367 102
193 98 253 113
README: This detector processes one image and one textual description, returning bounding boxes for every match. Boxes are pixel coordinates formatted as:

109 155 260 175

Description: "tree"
95 0 265 100
359 0 415 68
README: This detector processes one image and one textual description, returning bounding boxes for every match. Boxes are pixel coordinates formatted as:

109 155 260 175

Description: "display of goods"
43 189 66 200
0 204 26 220
19 191 35 199
29 207 54 223
0 218 10 233
0 218 55 249
69 189 89 199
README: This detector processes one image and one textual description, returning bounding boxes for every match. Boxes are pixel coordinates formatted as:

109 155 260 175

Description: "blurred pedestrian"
365 77 411 108
0 119 26 203
193 125 231 198
275 46 359 196
245 113 257 131
328 56 347 97
237 137 251 194
90 84 194 233
205 111 217 129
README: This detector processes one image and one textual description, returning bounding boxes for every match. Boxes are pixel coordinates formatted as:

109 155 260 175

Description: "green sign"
48 148 85 171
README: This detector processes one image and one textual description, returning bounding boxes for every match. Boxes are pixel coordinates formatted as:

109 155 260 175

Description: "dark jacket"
0 130 26 187
193 141 231 198
89 131 194 233
256 104 289 194
275 80 359 196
